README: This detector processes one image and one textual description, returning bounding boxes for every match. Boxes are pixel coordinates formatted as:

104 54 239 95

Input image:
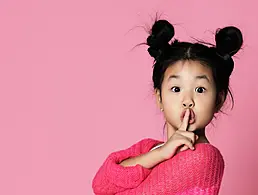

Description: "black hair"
145 19 243 135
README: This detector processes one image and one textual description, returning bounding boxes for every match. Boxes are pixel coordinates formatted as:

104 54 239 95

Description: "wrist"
156 145 172 161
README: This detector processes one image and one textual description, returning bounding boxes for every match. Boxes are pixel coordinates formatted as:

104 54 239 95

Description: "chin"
187 124 199 131
188 123 207 132
187 127 196 131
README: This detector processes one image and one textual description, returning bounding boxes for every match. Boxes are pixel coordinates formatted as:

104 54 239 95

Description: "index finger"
179 109 190 131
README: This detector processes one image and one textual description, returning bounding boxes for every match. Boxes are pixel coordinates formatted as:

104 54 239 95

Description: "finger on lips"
181 109 190 131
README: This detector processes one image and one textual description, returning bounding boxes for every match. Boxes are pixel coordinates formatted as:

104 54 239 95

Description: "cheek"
162 91 179 104
197 97 216 107
162 97 182 123
198 104 216 117
198 92 216 105
195 95 217 115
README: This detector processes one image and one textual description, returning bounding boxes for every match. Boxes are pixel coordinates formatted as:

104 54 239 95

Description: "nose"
182 98 195 108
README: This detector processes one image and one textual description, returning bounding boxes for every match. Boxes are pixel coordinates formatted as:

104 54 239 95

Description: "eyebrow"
167 75 210 83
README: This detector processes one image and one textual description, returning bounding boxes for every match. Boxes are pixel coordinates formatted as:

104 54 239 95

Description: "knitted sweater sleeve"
117 143 225 195
92 138 163 195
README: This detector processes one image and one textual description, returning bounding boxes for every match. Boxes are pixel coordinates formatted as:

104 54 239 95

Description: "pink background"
0 0 257 194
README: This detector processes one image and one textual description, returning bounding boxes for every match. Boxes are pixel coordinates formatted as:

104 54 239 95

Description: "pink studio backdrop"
0 0 257 194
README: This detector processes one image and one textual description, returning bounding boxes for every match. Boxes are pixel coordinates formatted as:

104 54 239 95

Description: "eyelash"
171 86 206 93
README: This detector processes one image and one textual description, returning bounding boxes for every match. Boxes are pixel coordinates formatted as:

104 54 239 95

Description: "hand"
159 109 199 160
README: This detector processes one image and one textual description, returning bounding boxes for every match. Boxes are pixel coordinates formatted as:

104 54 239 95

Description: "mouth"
181 109 195 124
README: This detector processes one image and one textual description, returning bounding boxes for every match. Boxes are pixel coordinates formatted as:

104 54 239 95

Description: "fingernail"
192 147 195 150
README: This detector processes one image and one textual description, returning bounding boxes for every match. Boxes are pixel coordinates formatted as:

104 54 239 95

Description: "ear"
215 91 226 113
155 89 163 111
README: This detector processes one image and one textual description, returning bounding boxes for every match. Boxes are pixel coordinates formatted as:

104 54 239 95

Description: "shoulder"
179 143 224 161
196 143 224 165
161 143 225 189
174 143 225 173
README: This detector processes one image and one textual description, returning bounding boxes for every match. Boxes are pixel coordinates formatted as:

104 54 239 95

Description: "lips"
181 109 195 124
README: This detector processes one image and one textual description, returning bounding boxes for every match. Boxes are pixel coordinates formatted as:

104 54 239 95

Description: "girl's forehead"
164 60 213 79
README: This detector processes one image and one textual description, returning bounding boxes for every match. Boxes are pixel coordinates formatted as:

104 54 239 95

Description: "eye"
171 86 180 92
195 87 206 93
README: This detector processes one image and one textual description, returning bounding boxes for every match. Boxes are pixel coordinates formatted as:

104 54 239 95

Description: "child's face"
157 60 217 132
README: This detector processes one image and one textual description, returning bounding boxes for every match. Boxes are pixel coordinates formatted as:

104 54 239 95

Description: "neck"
194 128 209 144
194 128 206 137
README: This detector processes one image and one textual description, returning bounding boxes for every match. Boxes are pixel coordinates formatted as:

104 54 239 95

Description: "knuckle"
191 135 195 141
174 132 182 137
187 137 193 143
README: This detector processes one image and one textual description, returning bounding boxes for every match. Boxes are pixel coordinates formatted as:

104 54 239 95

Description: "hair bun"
147 20 175 60
215 26 243 57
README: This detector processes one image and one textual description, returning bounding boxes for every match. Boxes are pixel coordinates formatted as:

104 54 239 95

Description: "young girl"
92 19 243 195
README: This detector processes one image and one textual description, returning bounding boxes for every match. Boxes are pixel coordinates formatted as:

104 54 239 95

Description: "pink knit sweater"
92 138 225 195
